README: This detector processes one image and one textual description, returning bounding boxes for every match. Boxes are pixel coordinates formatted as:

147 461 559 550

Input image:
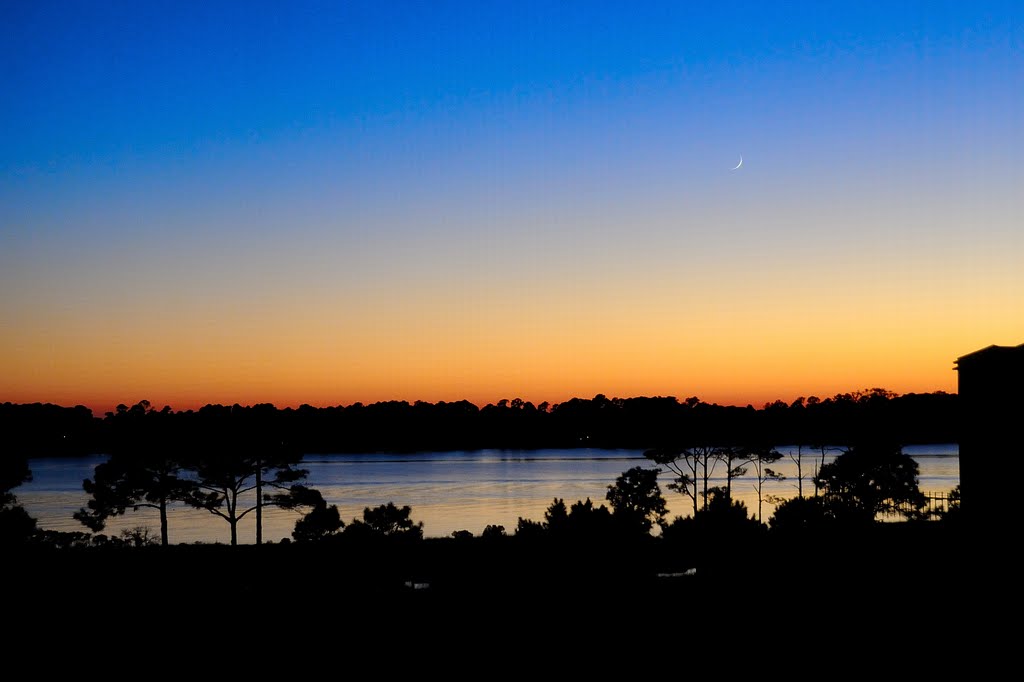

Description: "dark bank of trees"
1 402 99 456
0 389 960 457
1 391 964 550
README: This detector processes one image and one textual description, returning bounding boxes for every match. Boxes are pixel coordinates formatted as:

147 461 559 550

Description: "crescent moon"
731 155 743 171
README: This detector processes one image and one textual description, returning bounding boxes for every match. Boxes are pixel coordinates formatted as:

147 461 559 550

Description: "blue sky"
2 1 1022 411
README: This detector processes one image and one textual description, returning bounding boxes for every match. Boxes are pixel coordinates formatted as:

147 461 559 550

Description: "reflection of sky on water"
17 446 960 544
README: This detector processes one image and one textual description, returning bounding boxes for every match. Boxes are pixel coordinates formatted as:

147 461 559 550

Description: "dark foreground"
5 522 1012 663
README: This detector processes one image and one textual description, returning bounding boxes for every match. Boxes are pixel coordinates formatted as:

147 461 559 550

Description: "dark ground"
5 522 1013 666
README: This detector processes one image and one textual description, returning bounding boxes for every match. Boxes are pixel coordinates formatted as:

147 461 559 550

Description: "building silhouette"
955 343 1024 524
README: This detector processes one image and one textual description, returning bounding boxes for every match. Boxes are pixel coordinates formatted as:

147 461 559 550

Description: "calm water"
16 445 960 544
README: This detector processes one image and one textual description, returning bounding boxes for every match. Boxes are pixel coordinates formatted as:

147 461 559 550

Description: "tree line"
1 388 959 456
0 389 962 549
1 394 960 548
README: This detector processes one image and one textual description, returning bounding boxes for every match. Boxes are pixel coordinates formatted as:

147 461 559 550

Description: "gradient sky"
2 1 1022 414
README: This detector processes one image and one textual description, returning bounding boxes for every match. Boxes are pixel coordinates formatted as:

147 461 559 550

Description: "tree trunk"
159 497 169 546
692 463 699 518
796 446 803 498
228 490 238 546
727 458 733 500
701 452 709 512
753 477 761 520
255 462 263 546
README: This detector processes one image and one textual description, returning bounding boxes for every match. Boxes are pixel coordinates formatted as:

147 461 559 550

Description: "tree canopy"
346 502 424 540
605 466 668 535
0 450 35 545
814 443 926 521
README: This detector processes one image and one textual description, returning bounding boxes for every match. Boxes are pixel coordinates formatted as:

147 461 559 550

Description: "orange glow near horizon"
1 256 1014 416
0 305 978 416
3 254 1015 416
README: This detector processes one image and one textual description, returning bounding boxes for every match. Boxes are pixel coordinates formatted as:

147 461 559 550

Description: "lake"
15 444 960 544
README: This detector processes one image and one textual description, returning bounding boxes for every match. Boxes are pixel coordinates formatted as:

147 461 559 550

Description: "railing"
814 491 955 519
881 491 952 519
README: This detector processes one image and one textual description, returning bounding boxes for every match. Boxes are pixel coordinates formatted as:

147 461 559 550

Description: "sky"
2 1 1022 415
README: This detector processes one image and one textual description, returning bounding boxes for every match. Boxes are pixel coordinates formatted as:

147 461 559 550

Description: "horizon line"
5 386 958 416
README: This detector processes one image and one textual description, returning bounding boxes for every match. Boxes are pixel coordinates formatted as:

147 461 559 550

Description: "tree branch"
203 507 230 521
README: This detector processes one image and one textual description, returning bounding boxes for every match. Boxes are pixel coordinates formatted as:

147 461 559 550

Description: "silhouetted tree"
814 443 926 520
290 485 346 540
75 452 190 546
700 486 758 526
241 403 310 545
184 452 311 545
768 495 866 531
0 501 36 545
481 524 506 539
811 444 840 496
645 446 710 518
662 486 764 567
185 454 312 545
566 497 614 537
346 502 423 539
73 402 191 546
606 466 667 534
35 529 93 549
717 446 747 501
787 444 807 499
940 485 962 525
0 454 31 503
544 497 569 534
515 517 545 538
118 525 160 547
178 404 316 545
744 445 784 522
0 450 36 544
517 496 617 539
